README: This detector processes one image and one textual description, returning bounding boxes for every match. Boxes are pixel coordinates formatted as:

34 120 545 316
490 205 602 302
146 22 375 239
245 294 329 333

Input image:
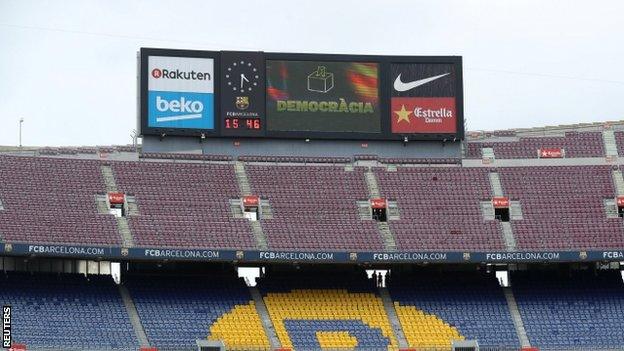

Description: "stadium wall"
141 135 461 158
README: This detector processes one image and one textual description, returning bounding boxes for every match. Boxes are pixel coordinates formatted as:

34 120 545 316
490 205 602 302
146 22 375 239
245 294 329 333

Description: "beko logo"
155 96 204 122
151 68 212 81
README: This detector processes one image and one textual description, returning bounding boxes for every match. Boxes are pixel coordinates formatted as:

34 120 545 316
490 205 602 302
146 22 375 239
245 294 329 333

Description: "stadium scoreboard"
139 48 464 140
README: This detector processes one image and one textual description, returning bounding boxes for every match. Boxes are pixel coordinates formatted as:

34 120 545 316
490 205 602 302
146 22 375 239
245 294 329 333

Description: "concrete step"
230 199 245 219
100 166 135 247
603 130 619 157
126 201 140 216
604 199 619 218
612 170 624 196
235 161 252 196
365 171 381 198
499 222 517 251
480 201 496 221
377 222 397 251
96 198 110 214
250 221 268 250
503 287 531 348
100 165 118 192
249 287 281 349
387 202 401 220
489 172 504 197
116 217 135 248
357 201 372 220
364 171 398 251
378 288 409 349
119 284 150 347
260 202 274 219
482 147 495 161
510 201 524 220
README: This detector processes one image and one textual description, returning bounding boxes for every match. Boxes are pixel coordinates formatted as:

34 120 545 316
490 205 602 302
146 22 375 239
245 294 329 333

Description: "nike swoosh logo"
393 73 450 92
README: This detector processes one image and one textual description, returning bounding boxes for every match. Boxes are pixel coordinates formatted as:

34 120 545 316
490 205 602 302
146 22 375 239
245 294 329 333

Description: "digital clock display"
220 51 266 137
224 118 262 130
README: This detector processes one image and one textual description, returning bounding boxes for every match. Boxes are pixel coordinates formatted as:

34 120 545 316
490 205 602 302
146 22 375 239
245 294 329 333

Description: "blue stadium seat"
0 272 138 350
389 271 520 348
513 270 624 349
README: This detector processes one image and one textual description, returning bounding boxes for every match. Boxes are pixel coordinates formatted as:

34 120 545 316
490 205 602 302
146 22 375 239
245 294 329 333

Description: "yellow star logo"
394 105 412 124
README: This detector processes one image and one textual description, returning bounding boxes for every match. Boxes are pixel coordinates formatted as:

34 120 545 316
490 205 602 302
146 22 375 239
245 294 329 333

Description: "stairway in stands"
100 165 135 248
488 171 518 251
612 169 624 196
235 161 269 249
503 287 531 348
249 287 281 349
119 284 150 348
365 170 398 251
602 130 619 159
378 287 409 349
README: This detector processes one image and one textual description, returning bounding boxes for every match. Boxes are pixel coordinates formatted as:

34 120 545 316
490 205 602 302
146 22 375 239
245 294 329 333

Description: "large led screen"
266 60 380 133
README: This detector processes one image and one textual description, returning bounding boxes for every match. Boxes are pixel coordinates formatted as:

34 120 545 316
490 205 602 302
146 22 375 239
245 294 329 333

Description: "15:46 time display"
224 118 262 130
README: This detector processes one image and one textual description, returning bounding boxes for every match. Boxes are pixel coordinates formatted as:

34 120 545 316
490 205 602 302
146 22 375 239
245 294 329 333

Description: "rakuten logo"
151 68 211 81
155 96 204 122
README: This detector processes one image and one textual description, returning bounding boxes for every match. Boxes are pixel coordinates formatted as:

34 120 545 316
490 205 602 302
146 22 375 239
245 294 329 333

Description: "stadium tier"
0 272 138 350
246 165 384 250
2 124 624 350
124 272 270 350
498 166 624 250
4 268 623 350
111 161 257 249
373 167 505 251
512 270 624 350
256 270 399 350
465 131 605 159
3 131 624 253
388 271 519 349
0 156 120 246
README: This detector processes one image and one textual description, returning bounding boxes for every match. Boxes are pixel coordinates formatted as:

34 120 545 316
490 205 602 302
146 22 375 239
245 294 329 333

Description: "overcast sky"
1 0 623 146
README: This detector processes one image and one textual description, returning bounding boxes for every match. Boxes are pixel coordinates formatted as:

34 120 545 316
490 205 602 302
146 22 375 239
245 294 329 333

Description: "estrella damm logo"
208 289 464 350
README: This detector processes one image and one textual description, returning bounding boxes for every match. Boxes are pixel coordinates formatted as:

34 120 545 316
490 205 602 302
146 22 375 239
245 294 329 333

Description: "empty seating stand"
125 273 269 350
112 161 257 249
245 164 384 250
140 152 232 161
466 131 605 159
498 165 624 249
0 272 138 350
238 155 350 163
257 271 397 350
0 155 120 246
2 154 624 253
388 271 520 349
374 167 505 251
512 270 624 349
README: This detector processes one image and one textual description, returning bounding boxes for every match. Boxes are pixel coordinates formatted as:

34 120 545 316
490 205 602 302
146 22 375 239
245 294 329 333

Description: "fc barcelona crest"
236 96 249 110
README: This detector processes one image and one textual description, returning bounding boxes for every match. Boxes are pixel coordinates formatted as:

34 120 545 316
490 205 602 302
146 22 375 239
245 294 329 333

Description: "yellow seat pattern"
208 301 271 351
395 302 464 350
316 331 358 349
263 289 398 350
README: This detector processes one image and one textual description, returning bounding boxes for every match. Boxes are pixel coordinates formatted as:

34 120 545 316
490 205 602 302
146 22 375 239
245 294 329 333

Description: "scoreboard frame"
139 47 464 141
